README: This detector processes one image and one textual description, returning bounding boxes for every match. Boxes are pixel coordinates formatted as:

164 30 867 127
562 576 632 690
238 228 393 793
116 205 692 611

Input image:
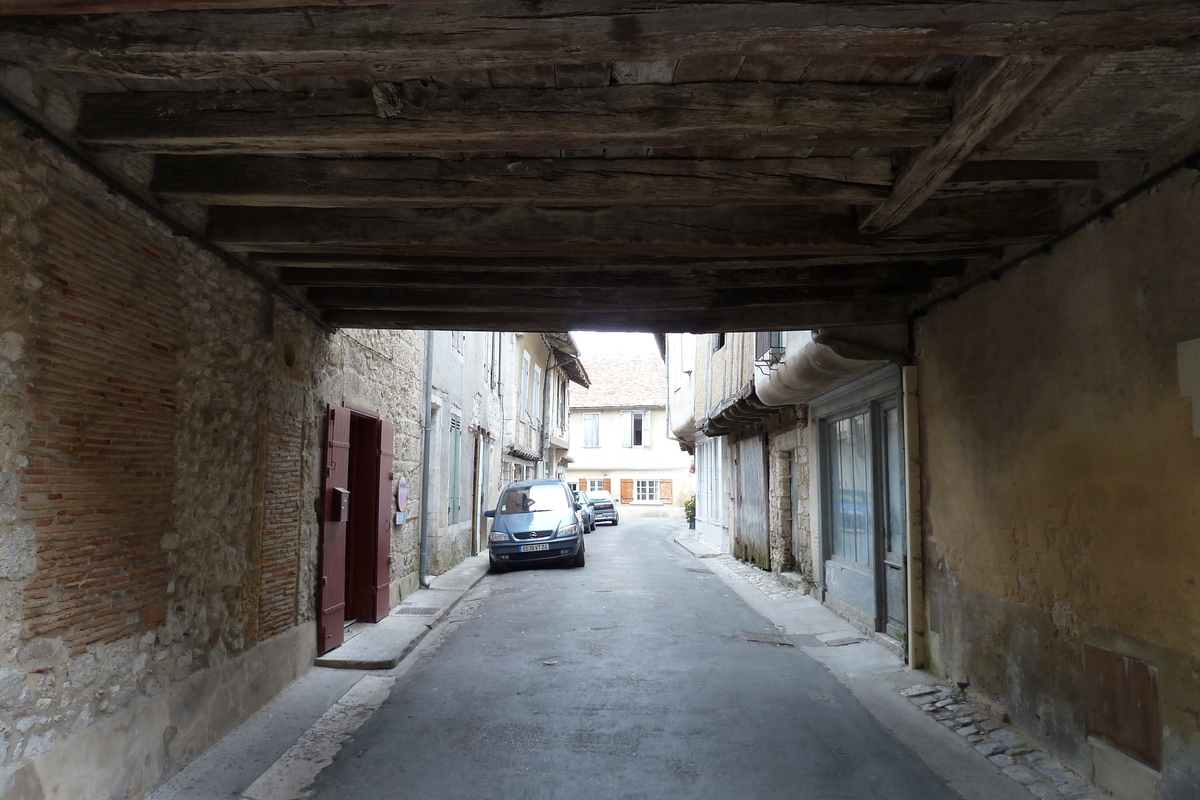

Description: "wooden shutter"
372 419 395 622
659 478 673 504
319 405 351 655
620 479 634 503
603 478 611 493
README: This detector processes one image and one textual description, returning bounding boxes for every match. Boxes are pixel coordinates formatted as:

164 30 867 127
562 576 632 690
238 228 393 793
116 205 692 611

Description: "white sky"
570 331 660 358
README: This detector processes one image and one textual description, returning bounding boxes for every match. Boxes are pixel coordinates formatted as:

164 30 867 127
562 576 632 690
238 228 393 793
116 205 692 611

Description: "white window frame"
635 479 660 502
587 478 606 493
621 410 649 448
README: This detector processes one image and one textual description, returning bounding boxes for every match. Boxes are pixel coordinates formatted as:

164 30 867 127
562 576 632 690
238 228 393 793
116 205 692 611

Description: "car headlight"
488 531 509 543
557 524 579 539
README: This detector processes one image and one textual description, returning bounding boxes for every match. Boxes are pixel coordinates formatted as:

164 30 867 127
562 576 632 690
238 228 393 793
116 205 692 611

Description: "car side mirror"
573 502 582 511
484 510 495 518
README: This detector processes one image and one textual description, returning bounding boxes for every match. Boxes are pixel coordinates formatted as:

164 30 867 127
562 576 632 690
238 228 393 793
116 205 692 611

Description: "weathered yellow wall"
917 170 1200 796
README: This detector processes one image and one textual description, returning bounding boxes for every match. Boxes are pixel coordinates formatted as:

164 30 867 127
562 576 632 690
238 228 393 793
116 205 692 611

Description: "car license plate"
519 543 549 553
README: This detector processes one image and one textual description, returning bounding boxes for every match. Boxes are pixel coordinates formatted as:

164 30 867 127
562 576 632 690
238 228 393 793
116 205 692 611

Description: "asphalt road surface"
308 518 964 800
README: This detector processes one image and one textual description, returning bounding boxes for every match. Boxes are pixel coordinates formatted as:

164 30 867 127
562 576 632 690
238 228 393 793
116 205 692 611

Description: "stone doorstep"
314 555 490 670
673 531 721 559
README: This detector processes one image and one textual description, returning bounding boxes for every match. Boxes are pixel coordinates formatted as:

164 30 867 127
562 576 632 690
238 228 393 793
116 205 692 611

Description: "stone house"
424 330 505 570
501 332 588 485
0 81 588 799
4 4 1200 799
668 202 1200 800
566 353 693 512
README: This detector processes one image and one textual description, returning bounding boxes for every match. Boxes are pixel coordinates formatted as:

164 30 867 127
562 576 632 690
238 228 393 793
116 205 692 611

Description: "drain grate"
741 631 794 647
685 568 709 574
394 606 439 616
491 587 523 596
821 635 866 647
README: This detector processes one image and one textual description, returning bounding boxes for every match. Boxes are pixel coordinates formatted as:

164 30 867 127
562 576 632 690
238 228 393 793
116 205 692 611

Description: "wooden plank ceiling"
3 1 1200 332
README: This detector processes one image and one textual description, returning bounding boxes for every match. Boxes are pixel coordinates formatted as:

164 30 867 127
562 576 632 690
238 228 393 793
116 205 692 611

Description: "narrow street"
305 518 965 800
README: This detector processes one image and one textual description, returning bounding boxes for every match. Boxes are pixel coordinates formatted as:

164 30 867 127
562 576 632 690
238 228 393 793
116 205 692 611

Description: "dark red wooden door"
319 405 351 654
372 420 395 622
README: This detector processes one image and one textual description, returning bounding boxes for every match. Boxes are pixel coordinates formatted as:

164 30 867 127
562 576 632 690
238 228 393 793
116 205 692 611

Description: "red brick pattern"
259 412 302 638
20 191 180 650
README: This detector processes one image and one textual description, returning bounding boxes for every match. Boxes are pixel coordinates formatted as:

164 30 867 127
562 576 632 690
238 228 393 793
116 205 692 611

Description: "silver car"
485 479 586 571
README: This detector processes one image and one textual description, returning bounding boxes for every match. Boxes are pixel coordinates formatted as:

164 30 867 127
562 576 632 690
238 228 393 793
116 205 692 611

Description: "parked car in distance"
572 490 596 532
485 479 585 571
589 489 619 526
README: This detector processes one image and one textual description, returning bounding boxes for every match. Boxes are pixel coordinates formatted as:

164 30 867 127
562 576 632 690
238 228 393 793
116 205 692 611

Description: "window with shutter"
520 351 531 421
583 413 599 448
659 478 673 504
532 365 542 425
620 479 634 503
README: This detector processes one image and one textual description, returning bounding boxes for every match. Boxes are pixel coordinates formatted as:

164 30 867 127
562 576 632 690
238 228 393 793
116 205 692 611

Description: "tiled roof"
570 353 665 409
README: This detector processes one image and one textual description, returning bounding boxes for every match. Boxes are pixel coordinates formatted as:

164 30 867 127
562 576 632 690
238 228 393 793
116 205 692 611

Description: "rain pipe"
418 329 434 588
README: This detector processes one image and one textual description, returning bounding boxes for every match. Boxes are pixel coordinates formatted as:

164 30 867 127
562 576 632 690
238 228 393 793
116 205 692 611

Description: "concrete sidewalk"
674 529 1108 800
316 554 490 669
147 554 491 800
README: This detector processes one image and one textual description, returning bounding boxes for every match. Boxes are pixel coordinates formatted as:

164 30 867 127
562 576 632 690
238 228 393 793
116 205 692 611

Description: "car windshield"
590 491 613 502
498 485 571 515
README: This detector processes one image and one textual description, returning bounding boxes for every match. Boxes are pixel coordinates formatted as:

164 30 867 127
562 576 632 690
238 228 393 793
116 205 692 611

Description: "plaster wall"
0 86 426 800
917 169 1200 799
427 330 504 574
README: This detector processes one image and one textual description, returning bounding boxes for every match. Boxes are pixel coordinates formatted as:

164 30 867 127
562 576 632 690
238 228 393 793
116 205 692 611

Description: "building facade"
566 353 692 514
500 332 588 485
667 166 1200 799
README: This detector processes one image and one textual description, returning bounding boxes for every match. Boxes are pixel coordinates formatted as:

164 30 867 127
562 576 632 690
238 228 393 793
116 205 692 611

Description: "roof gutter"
755 331 898 408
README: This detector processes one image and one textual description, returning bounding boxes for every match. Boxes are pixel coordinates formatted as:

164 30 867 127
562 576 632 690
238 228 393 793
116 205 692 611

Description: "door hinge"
322 576 328 587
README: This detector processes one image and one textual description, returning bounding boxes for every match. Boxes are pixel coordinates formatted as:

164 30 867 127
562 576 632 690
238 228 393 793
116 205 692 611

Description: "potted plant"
683 495 696 529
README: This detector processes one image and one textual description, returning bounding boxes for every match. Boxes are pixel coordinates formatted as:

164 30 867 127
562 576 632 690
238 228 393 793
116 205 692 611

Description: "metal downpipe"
418 329 434 588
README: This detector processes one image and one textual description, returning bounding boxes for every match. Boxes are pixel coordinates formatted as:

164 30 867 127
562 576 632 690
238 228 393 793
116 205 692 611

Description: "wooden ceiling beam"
77 83 946 154
5 1 1200 77
859 56 1060 233
151 155 895 207
281 260 961 290
946 160 1100 189
306 283 927 311
320 302 913 334
209 193 1059 258
257 253 983 272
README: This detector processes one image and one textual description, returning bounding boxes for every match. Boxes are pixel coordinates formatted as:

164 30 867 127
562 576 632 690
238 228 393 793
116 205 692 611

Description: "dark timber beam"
257 254 984 272
209 193 1060 258
306 284 928 311
152 156 895 207
4 1 1200 76
78 84 946 155
320 301 913 333
859 56 1060 233
281 260 962 289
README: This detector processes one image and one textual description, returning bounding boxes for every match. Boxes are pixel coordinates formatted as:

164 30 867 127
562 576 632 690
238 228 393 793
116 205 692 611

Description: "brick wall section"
20 190 179 650
259 411 301 639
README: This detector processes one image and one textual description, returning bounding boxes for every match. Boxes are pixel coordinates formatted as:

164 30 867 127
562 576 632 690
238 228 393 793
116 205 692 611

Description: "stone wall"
0 82 426 800
767 426 813 585
917 168 1200 799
